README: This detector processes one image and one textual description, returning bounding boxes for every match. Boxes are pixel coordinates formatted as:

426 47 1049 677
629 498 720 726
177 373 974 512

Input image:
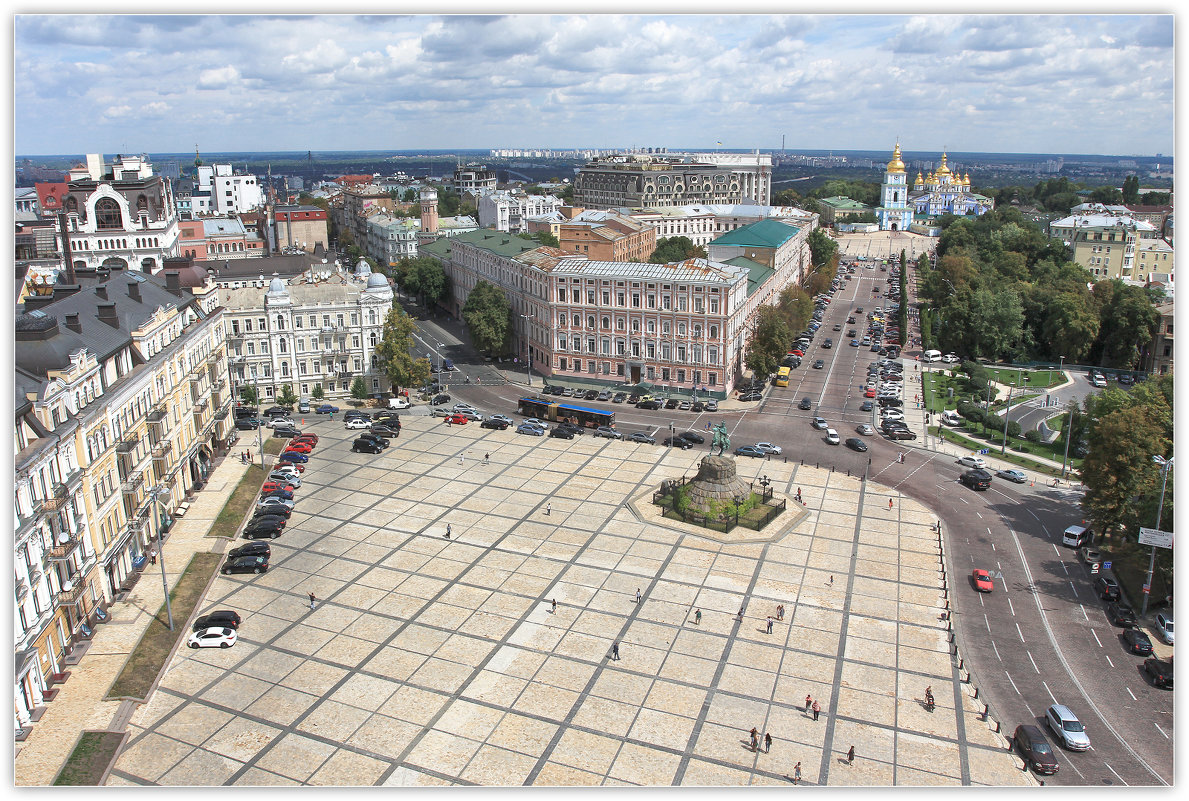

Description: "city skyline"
14 13 1175 158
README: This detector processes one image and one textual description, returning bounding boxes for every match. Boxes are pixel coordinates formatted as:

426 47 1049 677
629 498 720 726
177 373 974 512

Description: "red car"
790 349 804 357
261 481 296 494
283 442 314 454
972 569 994 592
865 388 876 398
292 436 318 446
444 414 468 425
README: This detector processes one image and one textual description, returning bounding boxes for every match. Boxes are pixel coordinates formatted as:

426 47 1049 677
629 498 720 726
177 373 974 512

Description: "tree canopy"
462 280 514 356
396 256 451 310
648 236 706 264
374 307 420 393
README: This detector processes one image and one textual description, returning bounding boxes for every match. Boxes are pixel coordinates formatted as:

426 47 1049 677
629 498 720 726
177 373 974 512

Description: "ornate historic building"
876 144 993 231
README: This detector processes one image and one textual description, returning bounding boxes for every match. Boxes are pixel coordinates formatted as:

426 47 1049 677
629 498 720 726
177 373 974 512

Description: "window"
587 315 596 329
662 322 671 335
616 292 625 306
647 294 656 309
558 335 567 350
95 198 123 230
276 315 285 330
631 320 640 333
647 320 655 334
678 323 687 336
587 290 596 304
678 296 687 311
558 288 567 302
709 325 718 339
632 293 641 308
602 291 610 305
662 295 671 310
558 313 567 327
601 316 610 329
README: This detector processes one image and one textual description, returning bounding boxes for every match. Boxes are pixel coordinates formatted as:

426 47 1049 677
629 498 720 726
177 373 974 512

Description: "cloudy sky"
13 10 1174 157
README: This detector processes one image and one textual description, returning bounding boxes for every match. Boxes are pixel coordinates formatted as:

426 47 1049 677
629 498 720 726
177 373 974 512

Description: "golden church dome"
886 143 906 174
935 152 952 176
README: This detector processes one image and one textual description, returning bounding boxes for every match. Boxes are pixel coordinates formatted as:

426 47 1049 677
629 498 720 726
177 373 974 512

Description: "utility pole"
1142 456 1173 616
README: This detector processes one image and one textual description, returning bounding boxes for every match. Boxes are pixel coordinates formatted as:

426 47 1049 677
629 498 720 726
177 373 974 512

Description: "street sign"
978 448 989 455
1090 563 1099 574
1138 527 1173 549
1103 561 1112 570
1143 584 1151 595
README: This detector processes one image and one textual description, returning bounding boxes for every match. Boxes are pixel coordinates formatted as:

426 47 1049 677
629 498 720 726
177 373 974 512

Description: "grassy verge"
53 731 126 785
932 427 1069 477
985 368 1065 388
210 464 265 538
262 437 285 456
104 552 222 700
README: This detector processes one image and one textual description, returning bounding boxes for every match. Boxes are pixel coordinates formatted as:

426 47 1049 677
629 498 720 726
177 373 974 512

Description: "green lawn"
54 731 127 785
931 426 1080 477
985 368 1065 389
210 464 265 538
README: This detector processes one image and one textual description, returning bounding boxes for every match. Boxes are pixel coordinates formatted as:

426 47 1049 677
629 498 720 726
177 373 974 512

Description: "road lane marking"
987 527 993 537
1091 629 1102 648
991 543 997 551
1007 598 1015 616
1027 509 1040 520
1005 670 1021 695
1060 562 1069 575
1027 651 1039 673
976 512 982 519
1016 623 1025 642
984 614 991 632
1042 680 1057 704
1052 544 1061 557
1104 763 1129 786
1126 687 1136 701
992 641 1002 661
1105 655 1114 668
1154 722 1169 739
1080 604 1088 621
1069 581 1078 597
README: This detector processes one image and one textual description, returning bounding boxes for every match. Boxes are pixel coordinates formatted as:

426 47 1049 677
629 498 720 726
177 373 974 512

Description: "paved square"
108 416 1030 786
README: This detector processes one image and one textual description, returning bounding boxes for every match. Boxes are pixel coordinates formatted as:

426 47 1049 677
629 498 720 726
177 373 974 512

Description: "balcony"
46 532 82 561
121 471 145 497
152 441 172 461
147 406 168 425
55 582 86 607
116 436 140 454
43 484 70 512
16 576 29 603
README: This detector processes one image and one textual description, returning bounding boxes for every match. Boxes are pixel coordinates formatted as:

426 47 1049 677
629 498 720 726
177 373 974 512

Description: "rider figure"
925 686 934 707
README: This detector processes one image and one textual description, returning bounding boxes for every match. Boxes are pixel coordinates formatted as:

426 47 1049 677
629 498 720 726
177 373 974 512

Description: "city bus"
775 366 791 387
517 397 615 429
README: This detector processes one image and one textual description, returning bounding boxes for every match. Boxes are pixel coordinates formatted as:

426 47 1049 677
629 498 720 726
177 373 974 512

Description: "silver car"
593 425 623 439
1045 704 1090 751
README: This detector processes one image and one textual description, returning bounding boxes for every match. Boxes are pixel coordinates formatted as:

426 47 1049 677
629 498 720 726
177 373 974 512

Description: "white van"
1062 525 1092 548
941 410 963 426
923 349 942 363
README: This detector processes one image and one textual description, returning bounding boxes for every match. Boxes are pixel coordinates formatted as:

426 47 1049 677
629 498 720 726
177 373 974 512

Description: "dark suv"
959 469 993 490
1013 724 1059 775
799 397 812 410
1093 575 1121 602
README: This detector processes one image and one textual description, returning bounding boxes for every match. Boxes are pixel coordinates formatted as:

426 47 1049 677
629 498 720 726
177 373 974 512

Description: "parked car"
249 514 291 529
345 418 371 430
1045 704 1090 751
282 441 314 453
811 417 828 430
228 542 271 561
637 399 663 410
221 556 269 575
856 424 875 436
481 419 510 430
353 437 383 454
997 469 1027 483
444 414 469 425
256 497 295 512
264 406 291 417
597 391 613 402
187 627 238 649
628 432 656 444
845 437 868 452
549 427 575 439
754 442 782 455
971 569 994 592
260 488 294 501
1104 602 1137 628
594 426 623 439
957 455 987 469
273 426 303 439
960 469 993 490
431 394 451 405
191 610 242 632
739 391 763 402
679 431 705 445
824 428 840 445
516 423 546 436
860 401 874 412
242 523 285 540
612 392 627 404
1123 628 1154 655
1013 724 1059 775
1154 612 1174 644
315 404 339 414
663 437 693 449
1144 658 1173 688
235 418 261 431
369 425 399 438
261 481 297 494
734 445 766 458
487 414 514 426
268 472 301 488
1093 575 1121 602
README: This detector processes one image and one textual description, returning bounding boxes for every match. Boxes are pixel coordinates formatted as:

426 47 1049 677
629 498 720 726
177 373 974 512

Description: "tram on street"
517 397 615 428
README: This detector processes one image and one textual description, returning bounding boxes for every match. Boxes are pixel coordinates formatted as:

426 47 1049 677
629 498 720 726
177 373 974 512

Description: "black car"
549 427 575 439
431 393 451 405
637 399 663 410
358 433 389 449
845 438 868 452
679 431 705 444
739 392 763 402
369 425 399 438
1105 602 1138 627
1094 575 1121 601
823 339 833 349
583 389 599 401
1117 374 1135 386
960 469 993 490
662 437 693 449
243 522 285 540
273 426 302 439
1013 724 1059 775
353 437 383 454
628 432 656 444
799 397 812 410
813 360 825 369
860 401 874 411
264 406 290 417
1123 628 1154 655
253 503 292 519
235 418 261 430
222 555 269 574
557 421 584 436
228 542 271 561
343 410 371 420
192 609 242 632
249 514 291 530
612 392 627 403
665 398 680 409
481 419 510 430
878 398 903 408
627 394 641 404
1144 658 1173 688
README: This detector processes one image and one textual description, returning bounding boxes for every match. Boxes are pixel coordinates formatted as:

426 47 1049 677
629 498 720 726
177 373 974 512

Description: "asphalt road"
409 264 1173 786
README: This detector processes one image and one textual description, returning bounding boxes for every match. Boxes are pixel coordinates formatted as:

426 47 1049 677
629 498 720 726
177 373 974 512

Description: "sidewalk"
14 453 252 786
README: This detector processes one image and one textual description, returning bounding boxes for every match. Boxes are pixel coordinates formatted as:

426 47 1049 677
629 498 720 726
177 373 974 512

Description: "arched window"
66 196 78 214
709 325 718 339
601 316 610 329
136 195 148 213
95 198 123 230
369 332 378 347
276 315 285 330
368 310 377 324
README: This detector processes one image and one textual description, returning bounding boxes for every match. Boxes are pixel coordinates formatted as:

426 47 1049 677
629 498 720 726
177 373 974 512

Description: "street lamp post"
1060 400 1075 479
1000 381 1014 455
1142 456 1173 616
520 314 534 387
150 486 174 630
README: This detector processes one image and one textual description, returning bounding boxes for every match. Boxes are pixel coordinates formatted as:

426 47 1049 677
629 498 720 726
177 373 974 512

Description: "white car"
452 403 477 413
957 455 987 469
593 426 623 439
754 442 783 455
856 424 875 435
268 472 301 487
457 409 484 422
345 418 371 430
187 627 237 649
387 397 411 410
489 414 514 426
1154 612 1174 644
881 408 905 419
257 497 295 511
522 418 548 428
265 417 295 429
824 428 840 445
942 354 960 363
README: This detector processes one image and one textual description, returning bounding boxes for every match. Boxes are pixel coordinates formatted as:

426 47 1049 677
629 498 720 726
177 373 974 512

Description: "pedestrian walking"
812 700 820 721
888 498 894 510
308 592 317 611
750 727 759 751
694 608 702 625
764 732 772 753
445 523 452 539
792 762 802 784
636 588 642 604
805 695 812 713
776 604 784 621
737 606 745 622
149 548 157 566
551 598 557 614
795 488 802 503
484 452 489 465
611 641 620 660
829 575 834 586
847 745 855 763
766 616 774 634
546 503 551 516
459 453 464 466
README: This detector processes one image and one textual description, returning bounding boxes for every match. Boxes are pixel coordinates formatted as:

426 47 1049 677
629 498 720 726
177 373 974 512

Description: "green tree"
350 377 369 403
402 188 419 203
744 306 792 377
1041 292 1100 363
649 236 705 264
807 228 838 269
1121 175 1140 204
399 256 451 310
462 280 514 356
1080 404 1169 542
311 384 324 401
276 384 298 408
374 307 419 393
239 385 259 406
1090 186 1123 205
1092 281 1160 368
516 230 559 248
410 357 432 390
